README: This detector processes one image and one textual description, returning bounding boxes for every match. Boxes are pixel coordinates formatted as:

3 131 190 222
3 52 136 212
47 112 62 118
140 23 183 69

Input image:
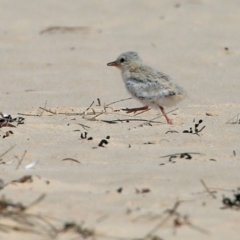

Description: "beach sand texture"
0 1 240 239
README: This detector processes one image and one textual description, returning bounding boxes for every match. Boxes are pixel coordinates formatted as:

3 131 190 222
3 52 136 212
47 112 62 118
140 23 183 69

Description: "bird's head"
107 51 142 71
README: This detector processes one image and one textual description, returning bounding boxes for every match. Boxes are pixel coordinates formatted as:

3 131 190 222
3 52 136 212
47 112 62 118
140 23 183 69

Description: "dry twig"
105 97 132 107
0 146 15 161
16 150 27 170
200 180 216 199
39 107 57 115
62 158 81 164
226 113 240 124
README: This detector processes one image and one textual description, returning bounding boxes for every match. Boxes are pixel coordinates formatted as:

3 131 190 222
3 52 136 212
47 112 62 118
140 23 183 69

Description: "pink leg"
122 106 149 114
159 106 173 124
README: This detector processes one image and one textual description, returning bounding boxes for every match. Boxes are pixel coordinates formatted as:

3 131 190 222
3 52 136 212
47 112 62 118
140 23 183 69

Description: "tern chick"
107 51 186 124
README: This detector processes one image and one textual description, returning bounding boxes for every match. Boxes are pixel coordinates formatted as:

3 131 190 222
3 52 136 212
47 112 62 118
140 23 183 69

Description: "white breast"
121 70 131 83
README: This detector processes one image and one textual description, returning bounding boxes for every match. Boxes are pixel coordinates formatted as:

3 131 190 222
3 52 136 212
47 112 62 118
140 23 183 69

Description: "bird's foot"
159 106 173 125
166 118 173 125
122 106 149 114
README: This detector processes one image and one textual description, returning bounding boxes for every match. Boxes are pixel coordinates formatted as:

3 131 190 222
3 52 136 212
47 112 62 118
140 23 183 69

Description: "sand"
0 1 240 239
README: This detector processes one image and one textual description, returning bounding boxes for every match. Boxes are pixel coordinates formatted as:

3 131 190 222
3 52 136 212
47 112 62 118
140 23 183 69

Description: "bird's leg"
159 106 173 124
122 106 149 114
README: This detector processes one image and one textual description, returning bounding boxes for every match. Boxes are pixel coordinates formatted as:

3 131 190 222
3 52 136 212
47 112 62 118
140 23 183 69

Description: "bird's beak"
107 61 118 67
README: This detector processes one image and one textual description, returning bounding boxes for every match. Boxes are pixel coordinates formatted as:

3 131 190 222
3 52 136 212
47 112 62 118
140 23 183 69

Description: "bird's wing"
126 77 182 101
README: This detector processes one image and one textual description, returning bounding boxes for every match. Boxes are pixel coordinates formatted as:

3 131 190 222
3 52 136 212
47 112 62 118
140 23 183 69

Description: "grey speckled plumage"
107 51 186 124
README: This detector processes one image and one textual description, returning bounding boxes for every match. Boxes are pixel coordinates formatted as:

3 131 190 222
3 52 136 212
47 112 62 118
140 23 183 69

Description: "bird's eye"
120 58 125 63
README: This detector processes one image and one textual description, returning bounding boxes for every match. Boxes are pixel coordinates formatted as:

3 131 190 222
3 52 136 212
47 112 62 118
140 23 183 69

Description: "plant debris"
80 132 92 140
200 180 217 199
97 136 111 147
101 118 162 125
0 194 57 236
59 222 95 238
160 152 202 163
16 150 27 170
12 175 33 184
117 187 123 193
0 146 15 163
105 97 132 107
0 112 24 127
144 201 209 238
0 193 98 238
62 158 81 164
98 139 108 147
206 112 218 116
165 130 179 134
136 188 151 194
3 130 14 138
226 113 240 124
183 119 205 136
96 98 101 106
40 26 91 35
78 123 90 130
222 191 240 209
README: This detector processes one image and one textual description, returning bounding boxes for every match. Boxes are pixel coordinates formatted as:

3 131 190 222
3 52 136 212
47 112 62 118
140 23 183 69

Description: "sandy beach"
0 1 240 239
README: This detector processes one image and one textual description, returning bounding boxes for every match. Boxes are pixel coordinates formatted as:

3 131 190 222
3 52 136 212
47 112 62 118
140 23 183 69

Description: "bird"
107 51 186 124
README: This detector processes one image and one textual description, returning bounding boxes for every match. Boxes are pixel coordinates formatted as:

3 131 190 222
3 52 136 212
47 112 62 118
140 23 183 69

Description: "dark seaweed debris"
183 119 205 135
80 132 93 140
222 192 240 209
0 113 24 127
160 152 202 163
